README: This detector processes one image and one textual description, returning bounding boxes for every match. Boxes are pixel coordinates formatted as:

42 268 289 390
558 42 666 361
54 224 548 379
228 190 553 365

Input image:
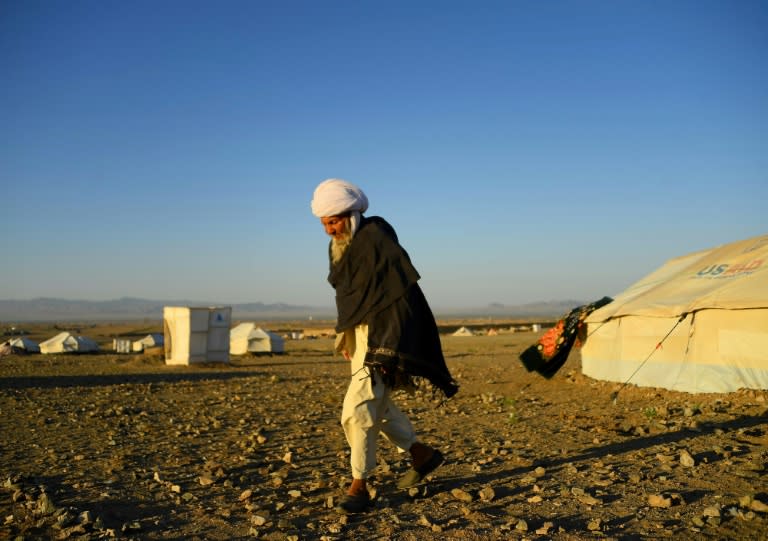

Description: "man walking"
311 178 458 514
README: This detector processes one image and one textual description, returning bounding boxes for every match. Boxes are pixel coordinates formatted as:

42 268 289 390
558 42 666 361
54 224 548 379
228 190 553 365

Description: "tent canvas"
9 337 41 353
132 333 164 352
582 234 768 393
230 323 285 354
452 326 474 337
39 332 99 354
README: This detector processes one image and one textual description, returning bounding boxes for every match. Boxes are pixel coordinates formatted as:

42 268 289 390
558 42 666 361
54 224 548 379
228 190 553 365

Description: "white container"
113 338 132 353
163 306 231 365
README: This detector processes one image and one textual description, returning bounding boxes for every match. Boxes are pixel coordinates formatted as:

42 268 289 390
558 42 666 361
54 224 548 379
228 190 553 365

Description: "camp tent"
8 337 41 353
39 332 99 354
582 234 768 393
132 333 164 352
230 323 285 354
452 326 474 337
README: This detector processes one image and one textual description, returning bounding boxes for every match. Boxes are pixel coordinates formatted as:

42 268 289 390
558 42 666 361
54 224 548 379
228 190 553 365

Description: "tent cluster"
1 323 347 359
2 331 111 355
452 324 542 337
2 333 100 355
1 323 286 358
1 337 41 356
39 332 99 354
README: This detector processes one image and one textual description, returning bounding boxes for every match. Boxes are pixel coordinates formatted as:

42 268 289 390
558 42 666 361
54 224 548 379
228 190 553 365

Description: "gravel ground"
1 331 767 540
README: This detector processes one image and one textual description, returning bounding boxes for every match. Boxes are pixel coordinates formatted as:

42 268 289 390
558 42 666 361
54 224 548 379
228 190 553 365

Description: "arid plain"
1 321 766 540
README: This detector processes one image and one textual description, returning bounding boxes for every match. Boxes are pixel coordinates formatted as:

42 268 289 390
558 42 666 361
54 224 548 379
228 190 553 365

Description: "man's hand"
335 333 352 360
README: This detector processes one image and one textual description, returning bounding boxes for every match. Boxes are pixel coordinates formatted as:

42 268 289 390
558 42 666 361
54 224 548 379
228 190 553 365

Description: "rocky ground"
1 328 767 540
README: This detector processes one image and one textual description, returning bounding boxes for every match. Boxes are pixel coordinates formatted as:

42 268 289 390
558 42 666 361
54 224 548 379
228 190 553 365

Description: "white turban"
311 178 369 218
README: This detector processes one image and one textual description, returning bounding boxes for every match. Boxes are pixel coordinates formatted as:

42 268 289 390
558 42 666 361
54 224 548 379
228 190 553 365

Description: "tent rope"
584 318 609 339
610 312 689 404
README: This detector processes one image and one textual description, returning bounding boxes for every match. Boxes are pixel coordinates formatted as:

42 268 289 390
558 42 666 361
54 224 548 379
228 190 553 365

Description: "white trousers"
340 324 417 479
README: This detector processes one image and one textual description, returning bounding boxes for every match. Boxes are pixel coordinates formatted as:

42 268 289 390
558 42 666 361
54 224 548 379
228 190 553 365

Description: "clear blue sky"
2 0 766 311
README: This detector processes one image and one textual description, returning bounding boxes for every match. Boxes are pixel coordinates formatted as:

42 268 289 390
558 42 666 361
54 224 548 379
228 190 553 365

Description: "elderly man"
311 178 458 514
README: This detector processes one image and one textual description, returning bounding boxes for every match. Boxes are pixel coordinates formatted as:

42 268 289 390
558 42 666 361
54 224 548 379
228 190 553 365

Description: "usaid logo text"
696 259 763 278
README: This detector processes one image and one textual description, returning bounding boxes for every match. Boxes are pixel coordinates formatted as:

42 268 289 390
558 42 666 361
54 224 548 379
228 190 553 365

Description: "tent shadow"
542 412 767 470
446 412 767 489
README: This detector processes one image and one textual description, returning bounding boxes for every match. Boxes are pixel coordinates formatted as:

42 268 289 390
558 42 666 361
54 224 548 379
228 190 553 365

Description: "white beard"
331 235 352 265
329 216 353 265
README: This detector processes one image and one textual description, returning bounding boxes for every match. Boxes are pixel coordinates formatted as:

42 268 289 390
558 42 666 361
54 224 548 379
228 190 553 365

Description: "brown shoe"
335 492 372 514
397 449 445 489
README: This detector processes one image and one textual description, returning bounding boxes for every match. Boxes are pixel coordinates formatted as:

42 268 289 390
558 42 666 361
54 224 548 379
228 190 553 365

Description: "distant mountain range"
441 300 587 319
0 297 326 322
0 297 584 322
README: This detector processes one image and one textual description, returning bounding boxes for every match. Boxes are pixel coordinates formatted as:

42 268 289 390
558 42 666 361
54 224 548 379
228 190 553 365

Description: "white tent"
230 323 285 354
39 332 99 354
132 333 164 352
452 326 474 337
9 337 41 353
582 234 768 393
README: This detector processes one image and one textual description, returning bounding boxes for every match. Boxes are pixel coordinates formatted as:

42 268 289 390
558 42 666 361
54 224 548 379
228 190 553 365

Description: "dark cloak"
328 216 458 398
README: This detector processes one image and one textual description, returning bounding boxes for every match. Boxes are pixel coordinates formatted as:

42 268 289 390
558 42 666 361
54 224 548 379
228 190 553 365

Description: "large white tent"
230 323 285 354
582 234 768 393
39 332 99 354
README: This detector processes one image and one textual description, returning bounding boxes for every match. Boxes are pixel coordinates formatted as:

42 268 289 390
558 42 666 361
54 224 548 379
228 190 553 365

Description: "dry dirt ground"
1 323 767 540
